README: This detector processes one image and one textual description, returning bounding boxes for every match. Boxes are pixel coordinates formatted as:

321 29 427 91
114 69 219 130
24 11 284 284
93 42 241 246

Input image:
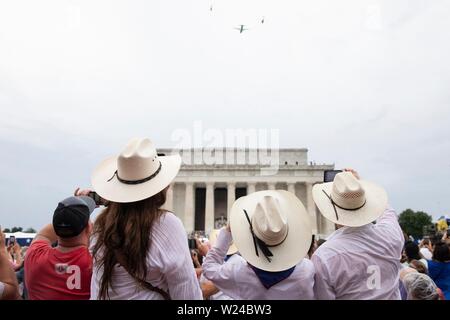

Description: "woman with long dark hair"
79 138 202 300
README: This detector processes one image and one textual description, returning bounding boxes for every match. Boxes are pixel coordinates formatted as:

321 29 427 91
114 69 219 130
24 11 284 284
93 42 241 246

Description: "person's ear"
85 222 93 235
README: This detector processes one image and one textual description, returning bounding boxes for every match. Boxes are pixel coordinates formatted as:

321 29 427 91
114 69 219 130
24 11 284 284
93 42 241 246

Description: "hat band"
243 209 289 263
107 162 162 185
321 190 366 221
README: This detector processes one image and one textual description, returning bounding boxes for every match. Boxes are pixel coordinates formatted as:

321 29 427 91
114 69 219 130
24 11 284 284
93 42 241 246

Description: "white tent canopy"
4 232 37 239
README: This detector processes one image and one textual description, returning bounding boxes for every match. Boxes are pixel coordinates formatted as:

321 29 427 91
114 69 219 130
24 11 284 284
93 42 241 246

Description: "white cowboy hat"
229 190 312 272
209 229 239 256
91 138 181 203
312 171 388 227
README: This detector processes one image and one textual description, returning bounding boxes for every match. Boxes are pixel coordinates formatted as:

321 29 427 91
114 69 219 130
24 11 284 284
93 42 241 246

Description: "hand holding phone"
323 170 343 182
8 236 16 247
88 191 109 206
343 168 360 180
188 238 197 250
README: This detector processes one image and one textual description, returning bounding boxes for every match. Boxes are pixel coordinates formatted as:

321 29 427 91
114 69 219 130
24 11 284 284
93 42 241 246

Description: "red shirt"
25 240 92 300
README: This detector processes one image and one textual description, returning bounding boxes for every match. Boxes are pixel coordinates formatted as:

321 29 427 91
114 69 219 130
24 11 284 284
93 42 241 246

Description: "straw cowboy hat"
312 171 388 227
229 190 312 272
91 138 181 203
209 229 239 256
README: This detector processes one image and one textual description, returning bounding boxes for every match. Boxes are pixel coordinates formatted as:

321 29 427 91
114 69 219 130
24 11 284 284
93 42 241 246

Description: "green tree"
24 228 37 233
398 209 433 239
11 227 23 233
3 228 11 233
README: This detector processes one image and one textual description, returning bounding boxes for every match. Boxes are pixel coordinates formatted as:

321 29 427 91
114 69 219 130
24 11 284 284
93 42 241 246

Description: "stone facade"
159 148 336 238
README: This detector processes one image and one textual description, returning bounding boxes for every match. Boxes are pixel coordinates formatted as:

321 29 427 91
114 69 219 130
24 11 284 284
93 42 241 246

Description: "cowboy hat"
229 190 312 272
91 138 181 203
209 229 239 256
312 171 388 227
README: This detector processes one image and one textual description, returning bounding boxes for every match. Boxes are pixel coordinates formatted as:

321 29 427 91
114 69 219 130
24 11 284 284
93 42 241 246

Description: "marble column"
287 182 296 195
247 182 256 195
227 182 235 220
184 182 195 232
306 182 318 234
205 182 215 232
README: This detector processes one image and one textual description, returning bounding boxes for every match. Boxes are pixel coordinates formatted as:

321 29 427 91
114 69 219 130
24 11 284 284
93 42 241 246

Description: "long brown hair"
92 188 167 299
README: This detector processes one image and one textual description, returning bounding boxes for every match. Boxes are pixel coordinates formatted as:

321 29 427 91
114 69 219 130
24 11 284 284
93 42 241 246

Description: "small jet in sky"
234 25 249 33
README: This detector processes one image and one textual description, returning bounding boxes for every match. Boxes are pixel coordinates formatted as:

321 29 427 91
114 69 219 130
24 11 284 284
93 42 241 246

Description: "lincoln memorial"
159 148 336 238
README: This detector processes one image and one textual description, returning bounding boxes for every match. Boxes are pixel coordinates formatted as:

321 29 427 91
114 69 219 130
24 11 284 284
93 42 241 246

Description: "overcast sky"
0 0 449 229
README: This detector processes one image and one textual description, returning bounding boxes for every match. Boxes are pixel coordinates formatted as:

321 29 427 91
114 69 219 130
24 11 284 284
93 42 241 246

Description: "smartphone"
8 236 16 246
324 170 343 183
188 238 197 250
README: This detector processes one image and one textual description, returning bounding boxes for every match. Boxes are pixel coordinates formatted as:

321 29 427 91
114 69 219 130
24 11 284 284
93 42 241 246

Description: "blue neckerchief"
224 254 234 262
249 264 296 289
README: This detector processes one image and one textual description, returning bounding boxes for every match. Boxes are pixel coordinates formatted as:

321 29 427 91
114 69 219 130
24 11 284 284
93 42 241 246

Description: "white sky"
0 0 449 229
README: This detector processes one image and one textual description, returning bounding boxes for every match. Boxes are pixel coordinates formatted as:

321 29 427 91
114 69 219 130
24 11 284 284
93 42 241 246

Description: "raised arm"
202 227 240 299
375 206 404 245
32 223 58 245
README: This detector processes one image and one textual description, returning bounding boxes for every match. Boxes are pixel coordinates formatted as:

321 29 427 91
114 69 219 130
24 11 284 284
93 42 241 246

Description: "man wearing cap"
311 169 404 300
24 196 96 300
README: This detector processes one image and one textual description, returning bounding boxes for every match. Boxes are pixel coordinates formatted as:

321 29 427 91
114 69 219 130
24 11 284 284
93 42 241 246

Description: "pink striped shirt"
202 229 315 300
311 207 404 300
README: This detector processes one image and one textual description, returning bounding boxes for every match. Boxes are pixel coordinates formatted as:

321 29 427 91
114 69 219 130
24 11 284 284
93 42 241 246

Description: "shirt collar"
327 223 373 240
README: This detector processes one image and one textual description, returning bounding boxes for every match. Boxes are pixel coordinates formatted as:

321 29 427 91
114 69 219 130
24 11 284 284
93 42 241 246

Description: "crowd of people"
1 137 449 300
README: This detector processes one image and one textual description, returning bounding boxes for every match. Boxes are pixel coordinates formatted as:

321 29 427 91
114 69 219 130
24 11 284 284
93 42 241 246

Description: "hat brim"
229 190 312 272
91 154 181 203
312 180 388 227
209 229 239 256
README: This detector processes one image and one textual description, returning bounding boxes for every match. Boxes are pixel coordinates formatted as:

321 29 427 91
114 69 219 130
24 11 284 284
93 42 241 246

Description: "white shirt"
311 207 404 300
0 281 4 299
402 258 428 270
202 229 315 300
90 212 202 300
199 254 242 300
420 247 433 260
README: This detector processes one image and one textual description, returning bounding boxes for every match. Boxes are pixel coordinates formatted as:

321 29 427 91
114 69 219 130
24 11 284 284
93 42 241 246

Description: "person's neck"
57 240 87 252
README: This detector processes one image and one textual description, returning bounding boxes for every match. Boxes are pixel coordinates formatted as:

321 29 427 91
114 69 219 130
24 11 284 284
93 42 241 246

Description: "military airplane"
234 24 249 33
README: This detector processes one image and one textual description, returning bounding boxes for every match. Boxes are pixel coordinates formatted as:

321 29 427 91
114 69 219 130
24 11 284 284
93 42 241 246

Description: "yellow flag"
437 219 449 232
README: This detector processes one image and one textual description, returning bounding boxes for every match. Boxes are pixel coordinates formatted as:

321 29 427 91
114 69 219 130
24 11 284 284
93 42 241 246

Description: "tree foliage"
399 209 433 239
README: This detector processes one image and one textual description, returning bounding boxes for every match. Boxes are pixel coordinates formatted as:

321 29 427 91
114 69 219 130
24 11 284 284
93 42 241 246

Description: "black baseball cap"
52 196 96 238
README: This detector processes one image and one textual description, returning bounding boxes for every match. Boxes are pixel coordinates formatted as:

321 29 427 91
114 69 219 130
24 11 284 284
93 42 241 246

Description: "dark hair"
409 260 427 274
404 241 421 262
317 239 327 247
430 234 443 246
307 235 316 257
402 230 409 243
422 238 431 246
190 249 203 266
92 188 167 299
432 241 450 262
